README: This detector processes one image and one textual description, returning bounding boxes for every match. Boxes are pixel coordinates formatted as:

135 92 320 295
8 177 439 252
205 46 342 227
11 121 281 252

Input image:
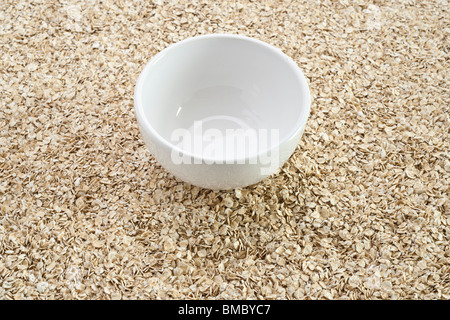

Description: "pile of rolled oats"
0 0 448 299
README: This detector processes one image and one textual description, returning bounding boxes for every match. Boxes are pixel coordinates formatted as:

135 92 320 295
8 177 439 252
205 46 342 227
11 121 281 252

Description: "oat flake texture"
0 0 449 300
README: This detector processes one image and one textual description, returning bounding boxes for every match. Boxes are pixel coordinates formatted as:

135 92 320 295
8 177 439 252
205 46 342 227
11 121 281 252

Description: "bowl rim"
134 33 311 164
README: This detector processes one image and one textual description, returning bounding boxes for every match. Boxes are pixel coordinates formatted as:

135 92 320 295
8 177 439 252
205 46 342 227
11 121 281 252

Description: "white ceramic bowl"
134 34 310 190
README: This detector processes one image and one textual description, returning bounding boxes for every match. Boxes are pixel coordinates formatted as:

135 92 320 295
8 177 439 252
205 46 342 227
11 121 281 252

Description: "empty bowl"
134 34 311 190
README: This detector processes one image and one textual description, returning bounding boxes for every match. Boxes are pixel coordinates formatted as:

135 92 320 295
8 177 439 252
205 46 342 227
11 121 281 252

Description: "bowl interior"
137 35 309 159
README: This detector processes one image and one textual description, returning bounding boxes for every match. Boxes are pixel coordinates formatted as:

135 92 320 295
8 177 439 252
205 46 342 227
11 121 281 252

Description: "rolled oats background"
0 0 448 299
